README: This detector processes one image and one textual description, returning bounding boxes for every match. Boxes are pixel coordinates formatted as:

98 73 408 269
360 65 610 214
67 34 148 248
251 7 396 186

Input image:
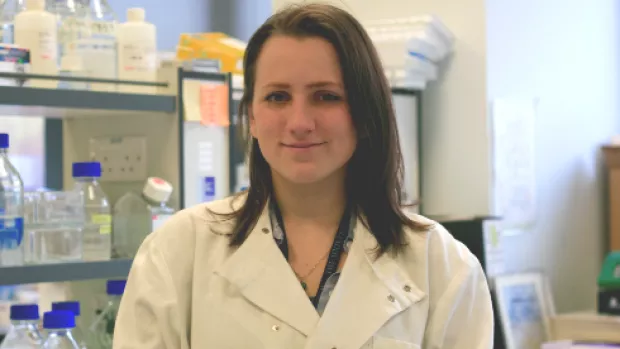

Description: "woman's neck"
271 172 346 229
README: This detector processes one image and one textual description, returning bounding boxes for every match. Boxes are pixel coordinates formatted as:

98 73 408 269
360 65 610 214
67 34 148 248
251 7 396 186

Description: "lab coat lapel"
214 204 320 336
307 219 426 349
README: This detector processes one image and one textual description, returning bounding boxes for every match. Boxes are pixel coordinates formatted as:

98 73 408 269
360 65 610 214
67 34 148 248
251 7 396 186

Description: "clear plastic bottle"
0 133 25 266
0 304 43 348
41 311 80 349
71 162 111 261
0 0 25 44
89 280 125 349
83 0 117 91
112 177 174 258
51 301 88 349
47 0 90 67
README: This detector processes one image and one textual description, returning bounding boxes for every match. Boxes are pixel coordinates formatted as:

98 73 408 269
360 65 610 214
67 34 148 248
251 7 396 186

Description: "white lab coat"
113 195 494 349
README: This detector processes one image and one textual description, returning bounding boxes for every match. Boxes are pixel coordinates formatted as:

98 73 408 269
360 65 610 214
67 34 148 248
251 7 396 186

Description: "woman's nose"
286 99 316 136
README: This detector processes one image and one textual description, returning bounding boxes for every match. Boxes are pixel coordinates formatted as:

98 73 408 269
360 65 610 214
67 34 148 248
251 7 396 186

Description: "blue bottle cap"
72 162 102 178
106 279 127 295
0 133 8 149
52 301 81 316
43 310 75 329
10 304 39 321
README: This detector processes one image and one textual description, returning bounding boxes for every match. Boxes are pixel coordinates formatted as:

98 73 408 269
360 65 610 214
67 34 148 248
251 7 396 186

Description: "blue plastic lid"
72 162 102 178
10 304 39 321
0 133 8 149
43 310 75 329
107 280 127 295
52 301 81 316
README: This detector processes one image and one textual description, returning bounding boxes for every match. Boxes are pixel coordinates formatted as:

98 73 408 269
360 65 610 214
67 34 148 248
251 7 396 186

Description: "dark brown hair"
221 2 431 256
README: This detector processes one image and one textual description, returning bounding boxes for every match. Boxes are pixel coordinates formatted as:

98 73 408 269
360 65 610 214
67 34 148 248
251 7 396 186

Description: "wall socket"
89 136 147 182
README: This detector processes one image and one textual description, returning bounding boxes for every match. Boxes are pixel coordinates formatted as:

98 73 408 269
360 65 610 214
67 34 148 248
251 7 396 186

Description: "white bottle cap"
26 0 45 11
143 177 173 203
127 8 145 22
60 55 83 71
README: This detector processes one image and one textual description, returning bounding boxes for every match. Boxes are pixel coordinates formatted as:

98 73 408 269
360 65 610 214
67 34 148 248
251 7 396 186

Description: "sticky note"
200 83 229 126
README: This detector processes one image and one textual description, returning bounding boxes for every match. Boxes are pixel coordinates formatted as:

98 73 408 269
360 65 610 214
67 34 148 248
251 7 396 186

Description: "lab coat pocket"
371 337 421 349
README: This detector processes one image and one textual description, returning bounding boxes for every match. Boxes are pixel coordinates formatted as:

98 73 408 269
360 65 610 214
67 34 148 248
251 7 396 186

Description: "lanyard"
272 201 351 308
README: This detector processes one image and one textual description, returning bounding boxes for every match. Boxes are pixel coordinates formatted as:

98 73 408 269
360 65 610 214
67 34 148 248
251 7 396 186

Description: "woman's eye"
265 92 289 103
317 92 342 102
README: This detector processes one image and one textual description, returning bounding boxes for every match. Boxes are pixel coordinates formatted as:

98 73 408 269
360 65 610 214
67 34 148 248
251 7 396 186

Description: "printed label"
0 217 24 249
120 42 157 72
92 214 112 235
202 176 216 202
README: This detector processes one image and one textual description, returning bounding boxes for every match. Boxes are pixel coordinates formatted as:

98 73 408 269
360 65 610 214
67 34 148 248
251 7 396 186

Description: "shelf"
0 259 133 286
0 86 176 118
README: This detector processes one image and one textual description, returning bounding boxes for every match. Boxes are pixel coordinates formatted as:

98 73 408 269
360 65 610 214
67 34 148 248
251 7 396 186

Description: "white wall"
487 0 620 312
272 0 492 217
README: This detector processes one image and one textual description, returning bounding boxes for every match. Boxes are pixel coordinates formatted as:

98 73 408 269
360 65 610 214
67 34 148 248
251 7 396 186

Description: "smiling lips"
281 142 326 149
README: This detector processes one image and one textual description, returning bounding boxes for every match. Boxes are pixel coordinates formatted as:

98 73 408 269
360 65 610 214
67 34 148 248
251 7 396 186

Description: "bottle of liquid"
112 177 174 258
117 8 157 94
0 133 25 266
41 311 80 349
89 280 125 349
51 301 88 349
0 0 26 44
84 0 117 91
71 162 111 261
47 0 90 68
13 0 58 89
58 54 89 90
0 304 43 348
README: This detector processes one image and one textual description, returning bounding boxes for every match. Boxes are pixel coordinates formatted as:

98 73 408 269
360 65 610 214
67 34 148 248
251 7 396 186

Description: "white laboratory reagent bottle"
41 311 81 349
117 8 157 94
112 177 174 258
14 0 58 89
71 162 111 261
0 304 44 348
0 133 25 266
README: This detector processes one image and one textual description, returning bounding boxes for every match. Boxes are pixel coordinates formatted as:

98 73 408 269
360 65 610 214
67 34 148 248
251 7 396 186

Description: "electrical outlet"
89 136 148 182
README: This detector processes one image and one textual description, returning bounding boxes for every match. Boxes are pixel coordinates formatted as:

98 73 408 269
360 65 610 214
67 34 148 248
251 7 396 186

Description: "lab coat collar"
214 199 426 343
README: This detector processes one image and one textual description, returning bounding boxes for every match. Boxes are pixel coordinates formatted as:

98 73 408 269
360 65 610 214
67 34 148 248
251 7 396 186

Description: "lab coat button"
262 227 270 234
272 324 280 331
403 285 412 292
387 294 395 302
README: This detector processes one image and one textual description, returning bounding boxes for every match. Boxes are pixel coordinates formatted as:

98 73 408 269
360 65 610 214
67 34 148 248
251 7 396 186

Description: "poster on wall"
490 98 537 233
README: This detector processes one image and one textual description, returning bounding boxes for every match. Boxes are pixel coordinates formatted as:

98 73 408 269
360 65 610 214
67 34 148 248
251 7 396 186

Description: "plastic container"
71 162 111 261
117 8 157 94
47 0 90 68
89 280 125 349
41 311 80 349
0 133 25 266
57 54 89 90
14 0 58 88
51 301 88 349
83 0 117 91
0 304 43 348
112 177 174 258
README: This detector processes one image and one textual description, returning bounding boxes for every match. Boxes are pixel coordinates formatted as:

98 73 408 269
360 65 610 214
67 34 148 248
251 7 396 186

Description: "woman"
114 3 494 349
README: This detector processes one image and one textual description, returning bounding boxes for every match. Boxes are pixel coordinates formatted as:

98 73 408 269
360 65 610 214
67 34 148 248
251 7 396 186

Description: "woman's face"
250 35 357 185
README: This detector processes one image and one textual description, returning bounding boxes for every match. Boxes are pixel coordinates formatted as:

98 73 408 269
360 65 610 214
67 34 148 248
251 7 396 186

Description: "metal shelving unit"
0 259 133 286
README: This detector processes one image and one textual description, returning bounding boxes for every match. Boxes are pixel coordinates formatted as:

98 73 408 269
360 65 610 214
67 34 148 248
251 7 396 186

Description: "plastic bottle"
117 8 157 94
14 0 58 89
112 177 174 258
58 54 89 90
89 280 125 349
0 304 43 348
41 311 80 349
0 0 26 44
83 0 117 91
0 133 25 266
71 162 111 261
47 0 90 68
51 301 88 349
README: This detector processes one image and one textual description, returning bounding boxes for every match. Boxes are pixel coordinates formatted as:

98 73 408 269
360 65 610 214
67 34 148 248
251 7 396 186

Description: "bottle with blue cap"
89 280 126 349
71 162 111 261
0 304 43 348
51 301 88 349
0 133 25 266
41 310 80 349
